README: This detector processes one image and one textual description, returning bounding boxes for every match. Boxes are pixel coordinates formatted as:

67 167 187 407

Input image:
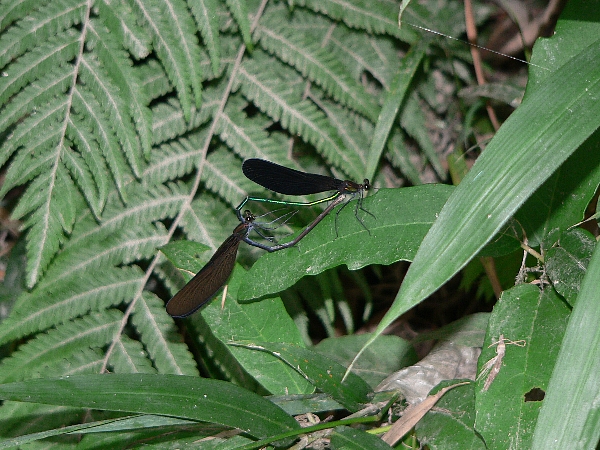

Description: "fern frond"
65 116 108 216
27 182 187 291
88 17 153 159
188 0 222 75
2 131 62 196
79 53 144 177
149 71 244 147
314 95 370 168
180 195 238 250
72 84 134 202
0 310 123 384
0 28 79 122
129 0 205 120
0 0 48 30
131 292 199 375
10 161 80 288
138 59 172 102
0 65 71 141
0 93 69 194
0 0 86 70
53 159 78 233
204 149 254 206
150 96 216 146
225 0 253 51
143 134 207 186
0 267 144 345
218 97 291 162
328 24 398 89
400 93 444 177
7 175 182 317
256 18 379 121
25 222 166 315
237 53 365 179
95 0 153 60
109 335 157 374
386 129 424 185
88 182 188 238
150 98 190 146
295 0 413 40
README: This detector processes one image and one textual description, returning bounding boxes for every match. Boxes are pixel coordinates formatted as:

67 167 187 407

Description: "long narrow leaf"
0 374 300 440
365 42 425 181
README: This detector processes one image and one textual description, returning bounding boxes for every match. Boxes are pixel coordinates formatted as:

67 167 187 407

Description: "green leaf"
270 393 345 416
200 266 315 396
0 374 300 440
225 0 253 52
239 185 453 299
474 285 570 449
0 415 191 449
532 243 600 448
229 342 372 412
351 12 600 374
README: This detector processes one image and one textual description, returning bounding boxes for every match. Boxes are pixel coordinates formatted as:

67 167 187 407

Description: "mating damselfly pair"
166 159 373 318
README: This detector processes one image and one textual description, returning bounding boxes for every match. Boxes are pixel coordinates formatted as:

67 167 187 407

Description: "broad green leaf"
229 342 372 412
351 12 600 375
200 266 314 396
532 243 600 449
239 185 454 300
0 374 300 440
475 285 570 449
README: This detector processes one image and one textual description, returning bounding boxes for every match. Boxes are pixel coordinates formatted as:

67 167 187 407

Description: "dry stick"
381 381 471 445
481 256 503 299
464 0 500 131
99 0 270 372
